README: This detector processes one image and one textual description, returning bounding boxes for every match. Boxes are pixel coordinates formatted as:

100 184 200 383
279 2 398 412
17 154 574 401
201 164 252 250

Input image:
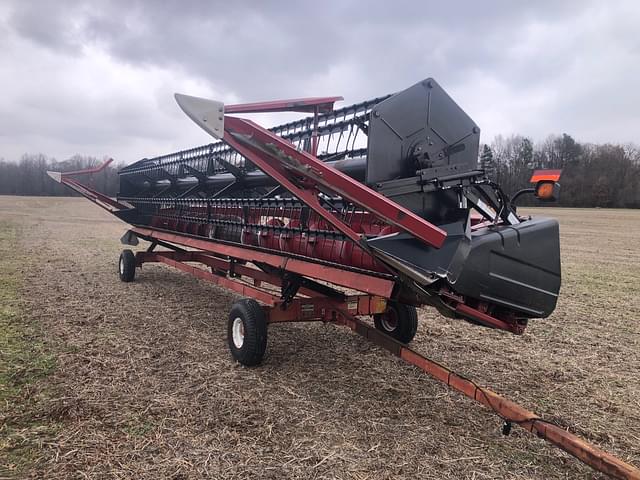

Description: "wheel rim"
232 317 245 348
119 257 125 275
380 309 398 332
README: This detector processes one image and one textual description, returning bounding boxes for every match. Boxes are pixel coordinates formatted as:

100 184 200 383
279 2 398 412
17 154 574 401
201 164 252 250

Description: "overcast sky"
1 1 639 164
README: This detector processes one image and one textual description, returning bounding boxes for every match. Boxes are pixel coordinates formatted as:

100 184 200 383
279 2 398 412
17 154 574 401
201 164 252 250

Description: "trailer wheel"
374 302 418 343
228 299 267 366
118 249 136 282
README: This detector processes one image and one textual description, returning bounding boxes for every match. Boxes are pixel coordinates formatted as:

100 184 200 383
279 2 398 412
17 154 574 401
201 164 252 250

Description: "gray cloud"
1 0 639 163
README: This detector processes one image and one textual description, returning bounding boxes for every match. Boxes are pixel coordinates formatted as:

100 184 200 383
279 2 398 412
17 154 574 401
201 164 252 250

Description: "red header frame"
225 96 343 114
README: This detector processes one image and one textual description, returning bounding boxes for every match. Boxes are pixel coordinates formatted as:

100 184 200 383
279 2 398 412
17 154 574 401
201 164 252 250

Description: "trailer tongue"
48 78 639 479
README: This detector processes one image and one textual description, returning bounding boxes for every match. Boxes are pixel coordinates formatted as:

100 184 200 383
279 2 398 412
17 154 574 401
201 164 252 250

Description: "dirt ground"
0 196 638 479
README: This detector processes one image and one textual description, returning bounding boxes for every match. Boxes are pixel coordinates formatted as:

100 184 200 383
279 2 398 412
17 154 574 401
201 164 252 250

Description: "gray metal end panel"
175 93 225 140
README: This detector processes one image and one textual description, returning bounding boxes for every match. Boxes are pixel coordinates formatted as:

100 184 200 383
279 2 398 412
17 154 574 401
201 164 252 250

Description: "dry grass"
0 196 638 479
0 219 58 476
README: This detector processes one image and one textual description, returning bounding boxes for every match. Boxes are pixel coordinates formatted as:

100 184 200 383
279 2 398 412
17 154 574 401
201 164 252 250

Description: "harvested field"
0 196 639 479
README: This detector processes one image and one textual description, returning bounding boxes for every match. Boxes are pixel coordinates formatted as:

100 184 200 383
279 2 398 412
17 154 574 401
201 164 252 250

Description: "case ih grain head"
103 78 561 333
48 78 638 479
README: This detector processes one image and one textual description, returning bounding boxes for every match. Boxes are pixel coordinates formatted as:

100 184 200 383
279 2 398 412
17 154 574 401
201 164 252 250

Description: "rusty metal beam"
131 227 395 298
266 295 387 323
143 253 279 306
137 250 323 298
337 314 640 480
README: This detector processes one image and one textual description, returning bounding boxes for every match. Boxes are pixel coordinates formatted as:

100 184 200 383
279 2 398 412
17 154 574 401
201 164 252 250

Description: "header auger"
48 78 639 479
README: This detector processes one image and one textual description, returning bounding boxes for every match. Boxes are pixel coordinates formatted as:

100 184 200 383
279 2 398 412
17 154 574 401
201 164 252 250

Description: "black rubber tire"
373 302 418 343
228 299 267 366
118 249 136 282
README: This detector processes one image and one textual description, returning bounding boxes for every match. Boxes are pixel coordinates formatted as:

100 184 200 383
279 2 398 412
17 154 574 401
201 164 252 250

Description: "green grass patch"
0 222 58 476
122 416 154 437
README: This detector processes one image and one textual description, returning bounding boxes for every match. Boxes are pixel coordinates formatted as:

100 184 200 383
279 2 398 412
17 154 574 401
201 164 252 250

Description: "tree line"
1 133 639 207
480 134 640 208
0 155 123 197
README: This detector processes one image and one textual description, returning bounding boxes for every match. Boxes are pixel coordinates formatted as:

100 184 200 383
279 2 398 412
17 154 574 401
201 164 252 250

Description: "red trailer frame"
119 225 637 480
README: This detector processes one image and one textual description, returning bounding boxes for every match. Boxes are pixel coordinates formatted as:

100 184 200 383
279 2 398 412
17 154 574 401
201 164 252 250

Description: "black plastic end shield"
367 78 480 185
